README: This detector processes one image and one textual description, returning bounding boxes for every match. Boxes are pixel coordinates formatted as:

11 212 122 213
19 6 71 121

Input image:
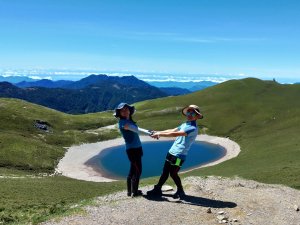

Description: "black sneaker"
173 190 185 199
147 185 162 196
132 190 143 197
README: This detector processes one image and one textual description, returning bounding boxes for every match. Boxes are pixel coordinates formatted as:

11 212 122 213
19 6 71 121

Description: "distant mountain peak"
64 74 152 89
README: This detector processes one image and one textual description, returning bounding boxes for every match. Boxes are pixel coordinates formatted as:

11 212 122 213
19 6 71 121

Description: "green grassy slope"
0 98 121 224
0 177 125 224
1 78 300 224
134 78 300 188
0 98 118 173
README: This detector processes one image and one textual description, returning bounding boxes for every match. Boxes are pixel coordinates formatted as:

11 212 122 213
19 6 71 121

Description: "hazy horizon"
0 68 299 84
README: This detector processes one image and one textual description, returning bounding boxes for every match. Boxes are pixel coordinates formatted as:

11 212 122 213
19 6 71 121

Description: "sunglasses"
186 111 197 117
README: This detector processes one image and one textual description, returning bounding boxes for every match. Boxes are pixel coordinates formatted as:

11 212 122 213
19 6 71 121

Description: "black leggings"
126 147 143 180
157 153 184 190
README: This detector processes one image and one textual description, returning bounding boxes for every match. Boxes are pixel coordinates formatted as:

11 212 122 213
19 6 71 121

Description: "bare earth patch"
41 176 300 225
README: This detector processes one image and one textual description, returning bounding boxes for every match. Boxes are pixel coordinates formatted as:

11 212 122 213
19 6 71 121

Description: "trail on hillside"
41 176 300 225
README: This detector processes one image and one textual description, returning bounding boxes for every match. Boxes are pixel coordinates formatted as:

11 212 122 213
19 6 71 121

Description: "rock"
217 215 224 220
238 182 245 187
294 205 299 211
34 119 51 132
161 185 173 192
218 211 225 215
207 208 212 213
217 215 228 221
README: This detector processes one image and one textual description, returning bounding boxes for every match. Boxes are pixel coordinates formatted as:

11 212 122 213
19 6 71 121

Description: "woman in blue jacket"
114 102 151 197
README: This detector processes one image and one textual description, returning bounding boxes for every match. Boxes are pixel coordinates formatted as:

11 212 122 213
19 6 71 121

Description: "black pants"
126 147 143 194
157 153 184 190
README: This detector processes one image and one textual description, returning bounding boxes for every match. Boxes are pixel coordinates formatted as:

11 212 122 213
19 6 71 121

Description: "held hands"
150 131 160 140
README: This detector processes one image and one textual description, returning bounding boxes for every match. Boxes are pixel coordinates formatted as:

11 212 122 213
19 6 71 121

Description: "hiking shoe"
132 190 143 197
173 190 185 199
147 185 162 196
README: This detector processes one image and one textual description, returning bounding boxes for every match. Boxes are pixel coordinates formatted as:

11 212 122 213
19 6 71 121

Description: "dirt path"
41 176 300 225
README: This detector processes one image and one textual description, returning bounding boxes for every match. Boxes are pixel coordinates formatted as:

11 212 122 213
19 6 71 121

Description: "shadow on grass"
143 193 237 208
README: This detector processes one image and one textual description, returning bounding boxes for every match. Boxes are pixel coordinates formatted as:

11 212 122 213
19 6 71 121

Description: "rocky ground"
41 176 300 225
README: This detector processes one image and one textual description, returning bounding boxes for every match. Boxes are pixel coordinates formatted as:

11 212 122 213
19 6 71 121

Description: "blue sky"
0 0 299 82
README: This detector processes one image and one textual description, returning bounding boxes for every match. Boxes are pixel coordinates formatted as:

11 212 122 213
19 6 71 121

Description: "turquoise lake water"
90 141 226 179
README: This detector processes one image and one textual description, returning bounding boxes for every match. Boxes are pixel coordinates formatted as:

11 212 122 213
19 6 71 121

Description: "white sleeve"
126 124 152 135
126 123 139 133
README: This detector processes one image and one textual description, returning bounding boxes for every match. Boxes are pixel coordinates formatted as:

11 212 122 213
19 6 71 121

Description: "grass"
0 98 118 172
1 78 300 224
0 98 120 224
134 78 300 188
0 176 125 224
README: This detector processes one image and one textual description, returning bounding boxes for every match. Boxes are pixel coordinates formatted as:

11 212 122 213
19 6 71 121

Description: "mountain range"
0 74 221 114
0 74 217 92
0 75 169 114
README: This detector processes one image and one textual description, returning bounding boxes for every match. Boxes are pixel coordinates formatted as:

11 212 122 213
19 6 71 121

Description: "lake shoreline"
56 135 240 182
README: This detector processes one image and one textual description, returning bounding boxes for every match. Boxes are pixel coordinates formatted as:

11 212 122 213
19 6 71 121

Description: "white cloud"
0 68 241 83
28 76 52 80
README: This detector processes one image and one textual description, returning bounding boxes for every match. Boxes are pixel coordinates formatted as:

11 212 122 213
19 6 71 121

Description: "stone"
238 183 245 187
207 208 212 213
161 185 174 192
294 205 299 211
217 215 228 221
33 119 51 132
